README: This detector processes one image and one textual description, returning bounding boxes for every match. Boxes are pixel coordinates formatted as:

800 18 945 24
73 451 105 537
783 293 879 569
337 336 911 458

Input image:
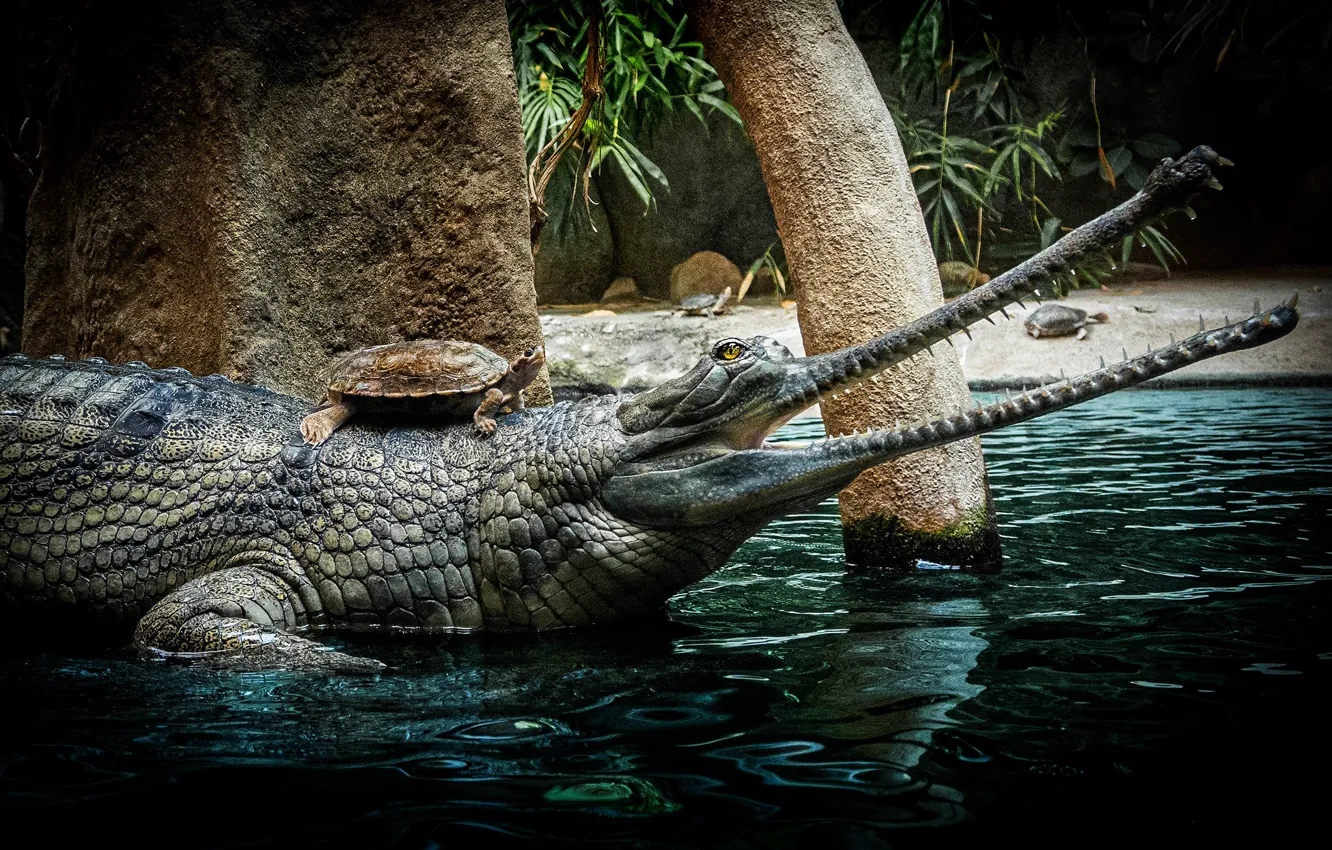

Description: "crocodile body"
0 148 1300 671
0 357 730 637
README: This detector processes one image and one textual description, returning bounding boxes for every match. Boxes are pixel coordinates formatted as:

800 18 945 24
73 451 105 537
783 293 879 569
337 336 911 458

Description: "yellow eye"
714 340 746 361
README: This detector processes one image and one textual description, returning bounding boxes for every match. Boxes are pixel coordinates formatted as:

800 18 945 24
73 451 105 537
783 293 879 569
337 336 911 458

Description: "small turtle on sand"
300 340 545 446
1024 304 1110 340
674 286 732 318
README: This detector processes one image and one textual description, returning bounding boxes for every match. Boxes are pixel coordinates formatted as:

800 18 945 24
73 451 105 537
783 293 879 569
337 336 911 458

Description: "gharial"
299 340 545 445
0 148 1300 672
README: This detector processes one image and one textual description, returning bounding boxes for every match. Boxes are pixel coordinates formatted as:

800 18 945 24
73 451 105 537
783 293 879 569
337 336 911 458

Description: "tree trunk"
22 0 550 405
688 0 1000 570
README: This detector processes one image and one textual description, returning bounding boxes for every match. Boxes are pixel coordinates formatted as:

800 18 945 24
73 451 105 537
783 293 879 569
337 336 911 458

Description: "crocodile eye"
713 339 747 362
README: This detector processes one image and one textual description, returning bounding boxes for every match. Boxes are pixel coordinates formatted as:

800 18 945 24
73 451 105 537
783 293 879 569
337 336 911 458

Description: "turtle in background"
1024 304 1110 340
300 340 546 446
674 286 732 318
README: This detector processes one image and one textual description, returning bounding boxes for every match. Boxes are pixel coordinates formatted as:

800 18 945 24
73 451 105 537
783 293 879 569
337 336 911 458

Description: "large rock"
600 276 641 303
22 0 549 404
532 108 779 302
669 251 742 303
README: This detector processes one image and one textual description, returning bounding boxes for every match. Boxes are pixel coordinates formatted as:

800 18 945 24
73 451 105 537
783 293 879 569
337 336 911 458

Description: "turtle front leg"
502 390 526 415
472 387 507 435
134 562 384 673
301 395 357 446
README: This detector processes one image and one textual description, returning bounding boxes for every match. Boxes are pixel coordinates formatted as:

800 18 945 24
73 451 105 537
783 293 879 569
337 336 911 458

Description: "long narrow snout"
604 302 1298 527
788 146 1231 405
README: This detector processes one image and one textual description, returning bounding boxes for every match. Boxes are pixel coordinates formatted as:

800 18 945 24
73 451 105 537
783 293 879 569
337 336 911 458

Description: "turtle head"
507 346 546 390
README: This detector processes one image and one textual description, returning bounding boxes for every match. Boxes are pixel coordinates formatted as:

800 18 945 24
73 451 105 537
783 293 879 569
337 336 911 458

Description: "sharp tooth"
1014 298 1027 309
983 315 996 325
999 308 1011 320
962 327 973 339
1100 355 1106 369
926 345 936 356
1183 205 1197 220
1224 315 1230 326
1169 332 1175 345
1217 156 1235 166
1253 299 1261 316
1207 177 1223 190
1059 368 1066 380
944 336 955 347
1199 315 1206 332
1122 347 1128 363
1287 293 1300 309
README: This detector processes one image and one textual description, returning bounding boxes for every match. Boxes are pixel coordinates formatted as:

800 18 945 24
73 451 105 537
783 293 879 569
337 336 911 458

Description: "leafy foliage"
868 0 1190 293
510 0 738 226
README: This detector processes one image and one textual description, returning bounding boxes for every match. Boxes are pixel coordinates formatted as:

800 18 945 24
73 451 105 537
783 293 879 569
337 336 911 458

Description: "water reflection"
1 389 1329 844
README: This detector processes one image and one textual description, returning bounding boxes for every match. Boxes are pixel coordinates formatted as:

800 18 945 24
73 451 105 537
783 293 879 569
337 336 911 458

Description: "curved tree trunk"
688 0 1000 570
22 0 549 405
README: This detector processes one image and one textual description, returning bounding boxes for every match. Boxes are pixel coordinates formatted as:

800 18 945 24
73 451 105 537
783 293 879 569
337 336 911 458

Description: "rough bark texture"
689 0 1000 570
23 0 549 405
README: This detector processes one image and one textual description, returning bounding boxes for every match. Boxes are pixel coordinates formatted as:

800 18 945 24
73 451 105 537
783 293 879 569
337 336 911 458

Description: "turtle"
299 340 546 446
674 286 732 318
1023 304 1110 340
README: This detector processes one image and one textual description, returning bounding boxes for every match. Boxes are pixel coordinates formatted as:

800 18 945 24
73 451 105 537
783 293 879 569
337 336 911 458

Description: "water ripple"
1 389 1328 842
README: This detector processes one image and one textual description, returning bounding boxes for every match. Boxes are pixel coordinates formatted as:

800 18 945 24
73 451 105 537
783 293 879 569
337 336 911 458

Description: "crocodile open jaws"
0 147 1298 672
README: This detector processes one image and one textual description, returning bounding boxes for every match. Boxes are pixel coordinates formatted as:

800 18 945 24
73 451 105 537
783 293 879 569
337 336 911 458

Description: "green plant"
877 1 1189 293
510 0 739 228
737 242 787 301
1060 118 1183 192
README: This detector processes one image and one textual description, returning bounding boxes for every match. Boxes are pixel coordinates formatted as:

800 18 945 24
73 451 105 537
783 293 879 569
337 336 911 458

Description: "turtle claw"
474 418 498 437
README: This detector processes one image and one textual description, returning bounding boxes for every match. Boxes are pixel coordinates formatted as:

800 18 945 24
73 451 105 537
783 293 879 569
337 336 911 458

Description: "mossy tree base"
843 511 1003 573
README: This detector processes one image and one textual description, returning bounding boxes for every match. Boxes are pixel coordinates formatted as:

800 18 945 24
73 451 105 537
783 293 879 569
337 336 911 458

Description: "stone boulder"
669 251 742 303
600 276 641 303
22 0 551 405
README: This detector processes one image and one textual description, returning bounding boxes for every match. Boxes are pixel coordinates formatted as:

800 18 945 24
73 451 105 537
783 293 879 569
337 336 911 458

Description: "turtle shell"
679 293 717 310
327 340 510 399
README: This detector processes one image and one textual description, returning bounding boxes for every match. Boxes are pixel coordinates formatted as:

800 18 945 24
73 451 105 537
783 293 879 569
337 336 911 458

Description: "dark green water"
2 390 1329 846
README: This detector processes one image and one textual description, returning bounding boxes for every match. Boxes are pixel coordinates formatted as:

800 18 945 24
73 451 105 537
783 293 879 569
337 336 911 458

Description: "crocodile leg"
133 556 385 674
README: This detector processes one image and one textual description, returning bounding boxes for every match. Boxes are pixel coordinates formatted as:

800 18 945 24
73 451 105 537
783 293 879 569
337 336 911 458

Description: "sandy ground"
540 271 1331 391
